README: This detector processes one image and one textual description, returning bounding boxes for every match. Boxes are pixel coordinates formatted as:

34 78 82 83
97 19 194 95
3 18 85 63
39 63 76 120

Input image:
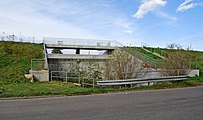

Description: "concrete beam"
46 44 115 50
47 54 110 60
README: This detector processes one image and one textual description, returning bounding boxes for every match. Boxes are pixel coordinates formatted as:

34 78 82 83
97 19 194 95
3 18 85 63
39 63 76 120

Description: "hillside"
0 41 44 83
122 46 203 75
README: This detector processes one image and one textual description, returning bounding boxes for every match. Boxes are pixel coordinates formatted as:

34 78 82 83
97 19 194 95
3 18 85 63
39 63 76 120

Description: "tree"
105 49 146 80
163 49 194 76
51 48 63 54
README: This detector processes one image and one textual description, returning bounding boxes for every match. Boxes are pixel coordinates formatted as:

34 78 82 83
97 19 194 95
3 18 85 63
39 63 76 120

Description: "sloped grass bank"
0 41 44 83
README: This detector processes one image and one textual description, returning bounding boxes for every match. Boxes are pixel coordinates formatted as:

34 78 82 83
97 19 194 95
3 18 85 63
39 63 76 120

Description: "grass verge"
0 76 202 98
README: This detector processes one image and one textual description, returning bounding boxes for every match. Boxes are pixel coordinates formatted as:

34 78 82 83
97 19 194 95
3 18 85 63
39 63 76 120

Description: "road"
1 86 203 120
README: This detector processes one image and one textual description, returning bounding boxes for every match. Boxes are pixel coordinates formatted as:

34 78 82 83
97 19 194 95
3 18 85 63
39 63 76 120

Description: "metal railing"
31 59 45 70
43 44 49 69
122 48 164 68
51 71 80 83
43 37 124 47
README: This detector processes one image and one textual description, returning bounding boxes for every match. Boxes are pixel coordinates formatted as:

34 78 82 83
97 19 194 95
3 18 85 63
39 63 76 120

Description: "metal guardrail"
97 75 187 86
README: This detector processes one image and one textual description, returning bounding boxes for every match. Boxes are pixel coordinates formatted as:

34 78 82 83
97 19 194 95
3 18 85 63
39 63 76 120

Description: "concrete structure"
187 69 200 77
43 38 117 81
29 70 49 82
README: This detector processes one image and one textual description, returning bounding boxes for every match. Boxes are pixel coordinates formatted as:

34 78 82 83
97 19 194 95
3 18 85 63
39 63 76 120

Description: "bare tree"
163 49 194 76
105 49 145 80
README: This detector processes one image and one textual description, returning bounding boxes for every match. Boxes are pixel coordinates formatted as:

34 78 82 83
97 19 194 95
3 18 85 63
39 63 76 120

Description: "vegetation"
0 76 203 98
162 49 194 75
140 46 203 75
106 50 145 79
121 46 163 60
0 41 43 83
51 48 63 54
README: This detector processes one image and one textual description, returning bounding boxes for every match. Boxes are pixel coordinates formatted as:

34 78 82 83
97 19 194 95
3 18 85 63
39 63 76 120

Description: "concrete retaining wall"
29 70 49 82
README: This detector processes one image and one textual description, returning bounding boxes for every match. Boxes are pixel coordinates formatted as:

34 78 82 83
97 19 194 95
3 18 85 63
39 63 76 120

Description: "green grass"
121 47 163 60
143 47 203 74
0 41 44 83
0 76 203 98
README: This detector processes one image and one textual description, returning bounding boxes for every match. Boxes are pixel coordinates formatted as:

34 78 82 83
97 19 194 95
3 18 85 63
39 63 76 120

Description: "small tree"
105 49 145 80
163 49 194 76
51 48 63 54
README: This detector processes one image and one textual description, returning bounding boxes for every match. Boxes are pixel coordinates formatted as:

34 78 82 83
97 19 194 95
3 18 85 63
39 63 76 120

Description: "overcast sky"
0 0 203 50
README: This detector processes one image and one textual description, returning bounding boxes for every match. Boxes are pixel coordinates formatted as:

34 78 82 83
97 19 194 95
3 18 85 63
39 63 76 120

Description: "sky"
0 0 203 50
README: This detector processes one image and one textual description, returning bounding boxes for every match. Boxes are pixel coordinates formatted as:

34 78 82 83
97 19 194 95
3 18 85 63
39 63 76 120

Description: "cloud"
0 0 100 41
133 0 167 19
176 0 203 12
113 18 134 35
156 11 177 21
0 0 138 42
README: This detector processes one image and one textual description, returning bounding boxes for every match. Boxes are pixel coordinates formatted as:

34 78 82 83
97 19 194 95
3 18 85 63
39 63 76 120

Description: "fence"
124 48 164 68
51 71 80 83
50 71 101 88
0 34 41 43
31 59 45 70
43 37 124 47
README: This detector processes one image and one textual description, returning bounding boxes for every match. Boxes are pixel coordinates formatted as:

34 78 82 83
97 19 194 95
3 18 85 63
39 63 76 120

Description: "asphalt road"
1 86 203 120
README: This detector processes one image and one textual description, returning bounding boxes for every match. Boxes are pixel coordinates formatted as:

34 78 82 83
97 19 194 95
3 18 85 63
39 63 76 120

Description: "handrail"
122 47 164 68
43 43 49 70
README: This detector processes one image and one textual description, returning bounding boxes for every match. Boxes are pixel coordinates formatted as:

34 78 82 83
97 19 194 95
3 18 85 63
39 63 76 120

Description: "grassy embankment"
0 42 203 98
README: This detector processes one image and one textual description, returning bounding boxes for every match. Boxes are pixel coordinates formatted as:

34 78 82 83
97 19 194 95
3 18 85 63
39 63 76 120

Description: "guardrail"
97 75 187 86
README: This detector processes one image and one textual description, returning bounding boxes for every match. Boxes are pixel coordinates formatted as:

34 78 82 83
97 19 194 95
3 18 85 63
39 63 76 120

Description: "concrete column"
76 48 80 54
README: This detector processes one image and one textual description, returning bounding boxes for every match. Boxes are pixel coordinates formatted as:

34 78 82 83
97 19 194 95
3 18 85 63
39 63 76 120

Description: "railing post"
78 72 80 84
82 79 84 88
51 71 53 81
65 72 67 82
31 59 33 70
93 79 95 88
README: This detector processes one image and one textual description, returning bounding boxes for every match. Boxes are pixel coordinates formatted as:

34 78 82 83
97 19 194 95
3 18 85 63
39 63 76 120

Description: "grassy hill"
0 41 44 83
121 46 163 60
122 46 203 75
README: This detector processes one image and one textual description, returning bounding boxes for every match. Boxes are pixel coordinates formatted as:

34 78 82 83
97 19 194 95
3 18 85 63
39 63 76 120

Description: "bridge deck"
46 44 116 50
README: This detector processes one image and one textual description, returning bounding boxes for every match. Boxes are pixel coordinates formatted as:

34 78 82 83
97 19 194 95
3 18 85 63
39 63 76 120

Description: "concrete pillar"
76 48 80 54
